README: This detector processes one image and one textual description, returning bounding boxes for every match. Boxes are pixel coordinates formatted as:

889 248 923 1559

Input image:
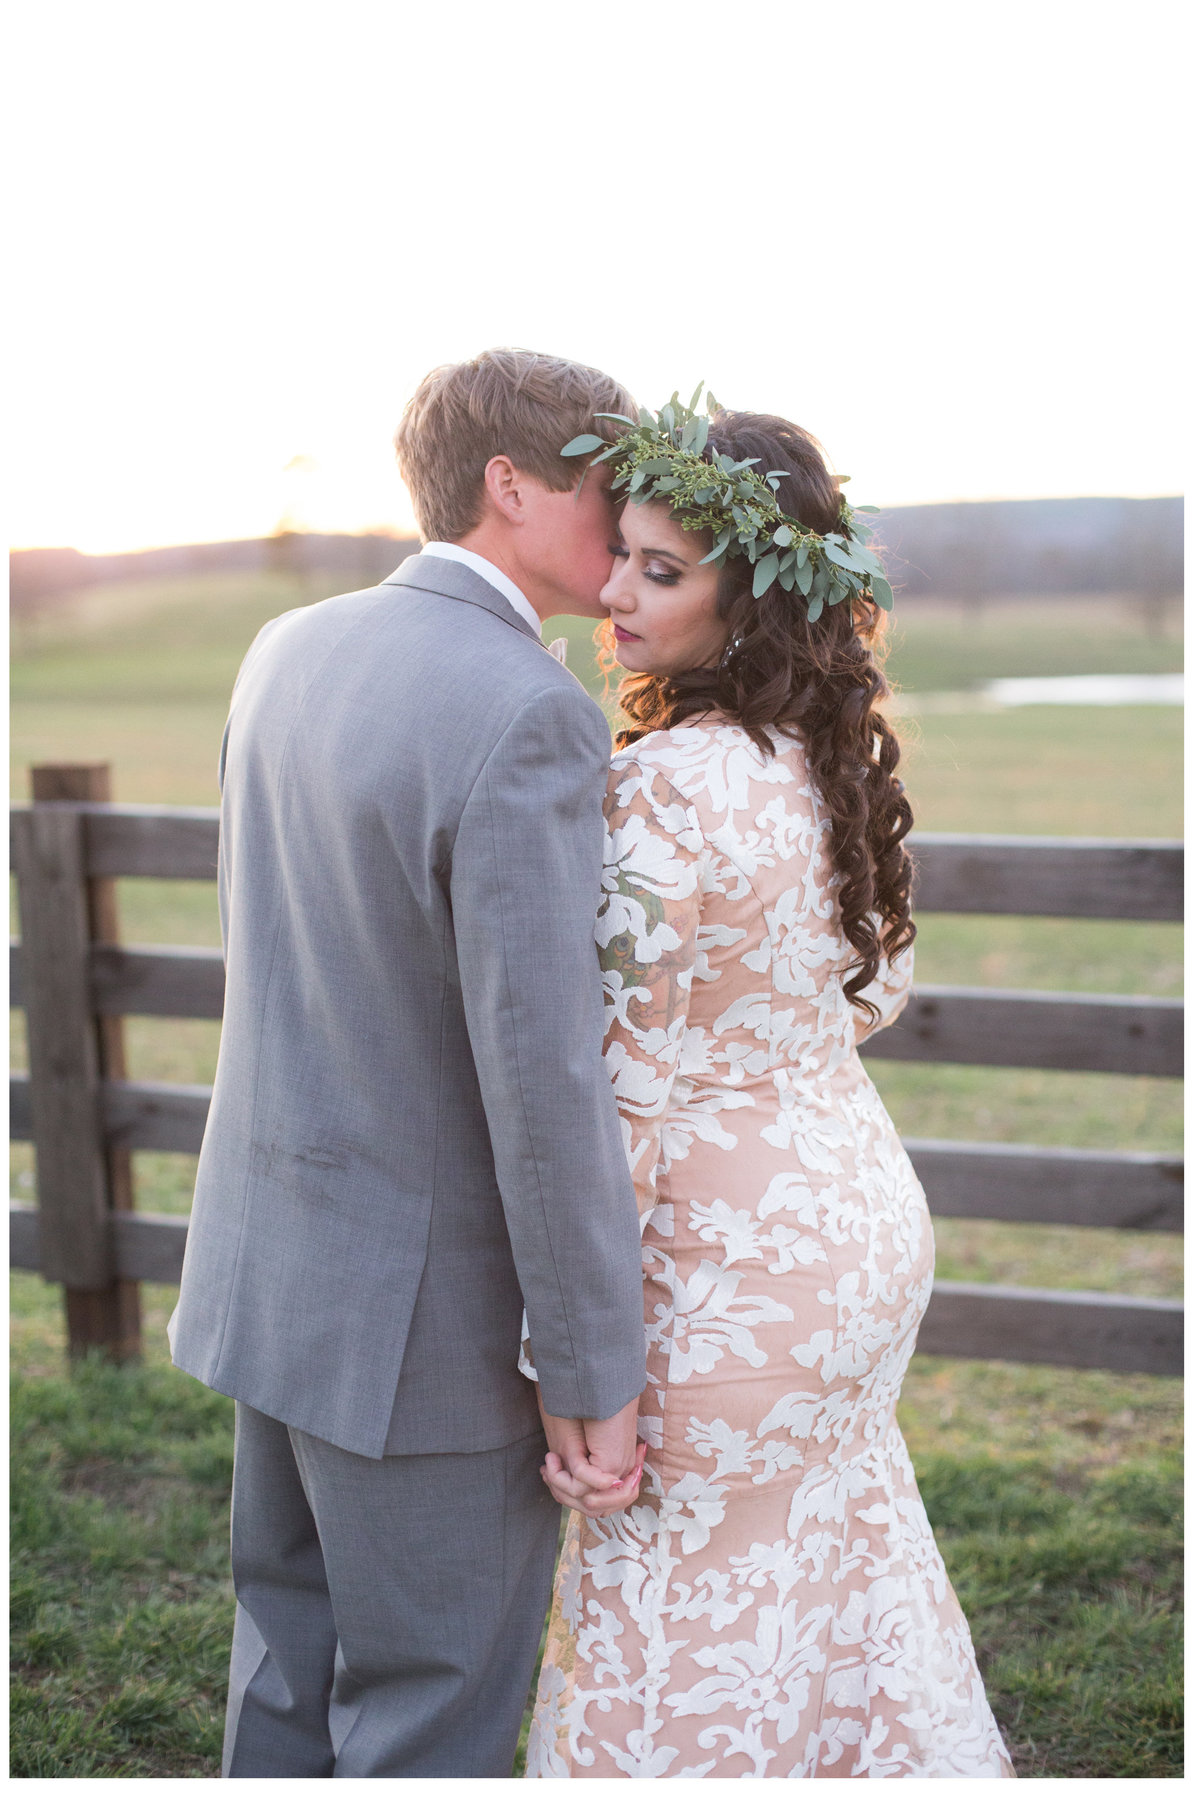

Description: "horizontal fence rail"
9 799 1184 1376
5 1206 1181 1376
8 948 1184 1078
9 1076 1184 1233
7 807 1186 919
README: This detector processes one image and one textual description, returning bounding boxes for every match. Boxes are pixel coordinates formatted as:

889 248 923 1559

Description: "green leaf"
699 527 732 565
773 524 793 547
706 390 722 414
688 380 705 412
560 433 606 456
752 553 780 596
854 503 881 514
592 413 637 426
807 594 824 623
662 403 676 434
872 575 894 610
692 415 709 454
638 407 657 428
637 457 675 477
796 557 814 595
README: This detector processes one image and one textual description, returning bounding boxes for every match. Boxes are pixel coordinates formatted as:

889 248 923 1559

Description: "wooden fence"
9 768 1184 1375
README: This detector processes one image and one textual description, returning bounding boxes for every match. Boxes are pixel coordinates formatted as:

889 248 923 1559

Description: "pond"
983 673 1184 707
892 673 1184 714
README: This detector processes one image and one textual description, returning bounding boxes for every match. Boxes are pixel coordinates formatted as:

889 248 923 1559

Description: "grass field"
10 573 1183 1776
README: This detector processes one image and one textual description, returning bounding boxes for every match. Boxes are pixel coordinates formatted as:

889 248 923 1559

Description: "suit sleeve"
450 684 646 1421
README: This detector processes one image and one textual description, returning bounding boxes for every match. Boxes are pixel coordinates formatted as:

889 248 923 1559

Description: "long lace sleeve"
852 938 915 1044
518 761 705 1383
596 763 707 1227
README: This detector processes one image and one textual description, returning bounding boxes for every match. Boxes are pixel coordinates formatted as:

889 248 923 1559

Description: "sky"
7 0 1189 554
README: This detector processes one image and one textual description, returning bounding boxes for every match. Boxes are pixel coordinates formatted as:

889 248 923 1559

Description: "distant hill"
9 495 1183 615
9 532 420 617
870 495 1182 599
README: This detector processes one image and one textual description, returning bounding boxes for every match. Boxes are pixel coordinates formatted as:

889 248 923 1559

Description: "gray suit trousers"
223 1403 561 1778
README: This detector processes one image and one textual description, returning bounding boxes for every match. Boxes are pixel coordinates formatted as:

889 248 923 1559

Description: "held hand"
540 1440 646 1518
536 1391 643 1493
581 1395 642 1482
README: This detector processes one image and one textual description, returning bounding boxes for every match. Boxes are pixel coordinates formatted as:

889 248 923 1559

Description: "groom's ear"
481 454 528 526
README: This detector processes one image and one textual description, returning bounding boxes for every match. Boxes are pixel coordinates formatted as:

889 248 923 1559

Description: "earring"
719 634 743 675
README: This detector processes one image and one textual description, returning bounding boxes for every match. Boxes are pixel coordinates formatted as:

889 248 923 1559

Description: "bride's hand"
540 1440 646 1517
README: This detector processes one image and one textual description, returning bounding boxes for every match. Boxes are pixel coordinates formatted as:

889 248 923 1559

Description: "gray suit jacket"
170 554 646 1458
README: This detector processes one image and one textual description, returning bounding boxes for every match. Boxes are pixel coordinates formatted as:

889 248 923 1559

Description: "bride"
523 396 1014 1778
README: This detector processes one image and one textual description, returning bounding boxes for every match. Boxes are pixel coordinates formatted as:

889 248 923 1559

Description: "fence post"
14 764 142 1361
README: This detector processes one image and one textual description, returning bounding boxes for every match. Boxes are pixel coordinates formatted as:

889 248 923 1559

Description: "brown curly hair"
606 409 915 1018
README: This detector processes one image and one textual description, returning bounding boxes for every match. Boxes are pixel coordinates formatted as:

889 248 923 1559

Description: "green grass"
10 572 1182 1776
882 592 1182 693
11 1279 234 1777
895 1358 1182 1778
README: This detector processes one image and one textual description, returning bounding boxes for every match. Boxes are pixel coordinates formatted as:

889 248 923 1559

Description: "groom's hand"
537 1392 645 1515
580 1395 641 1480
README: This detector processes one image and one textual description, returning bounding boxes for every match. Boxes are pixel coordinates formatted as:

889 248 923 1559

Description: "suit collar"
383 553 542 644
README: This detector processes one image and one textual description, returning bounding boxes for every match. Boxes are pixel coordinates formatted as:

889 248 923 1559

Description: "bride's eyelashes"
643 563 681 587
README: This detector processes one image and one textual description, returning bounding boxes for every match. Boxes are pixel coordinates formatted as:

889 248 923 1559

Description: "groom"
170 349 647 1776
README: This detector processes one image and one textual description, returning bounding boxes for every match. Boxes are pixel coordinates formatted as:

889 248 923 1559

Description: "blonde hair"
394 348 635 543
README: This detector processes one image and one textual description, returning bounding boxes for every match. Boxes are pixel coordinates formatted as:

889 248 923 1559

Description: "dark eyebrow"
639 546 687 565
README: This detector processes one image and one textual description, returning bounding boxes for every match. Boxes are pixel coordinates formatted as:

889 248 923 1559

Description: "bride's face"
600 501 727 676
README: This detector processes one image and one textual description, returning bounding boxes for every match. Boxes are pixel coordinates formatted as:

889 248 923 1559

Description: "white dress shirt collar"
420 542 542 639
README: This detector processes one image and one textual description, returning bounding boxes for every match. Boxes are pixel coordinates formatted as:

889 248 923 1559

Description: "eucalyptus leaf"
560 433 606 456
753 553 780 596
807 594 824 623
698 527 732 564
796 557 814 595
872 576 894 610
773 524 793 547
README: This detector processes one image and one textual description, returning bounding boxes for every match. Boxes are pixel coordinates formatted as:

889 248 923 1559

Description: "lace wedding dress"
525 720 1013 1779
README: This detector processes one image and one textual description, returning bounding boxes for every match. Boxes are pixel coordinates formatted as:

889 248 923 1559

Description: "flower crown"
562 384 892 620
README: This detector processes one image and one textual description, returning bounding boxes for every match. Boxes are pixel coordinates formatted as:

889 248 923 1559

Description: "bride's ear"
481 454 525 525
